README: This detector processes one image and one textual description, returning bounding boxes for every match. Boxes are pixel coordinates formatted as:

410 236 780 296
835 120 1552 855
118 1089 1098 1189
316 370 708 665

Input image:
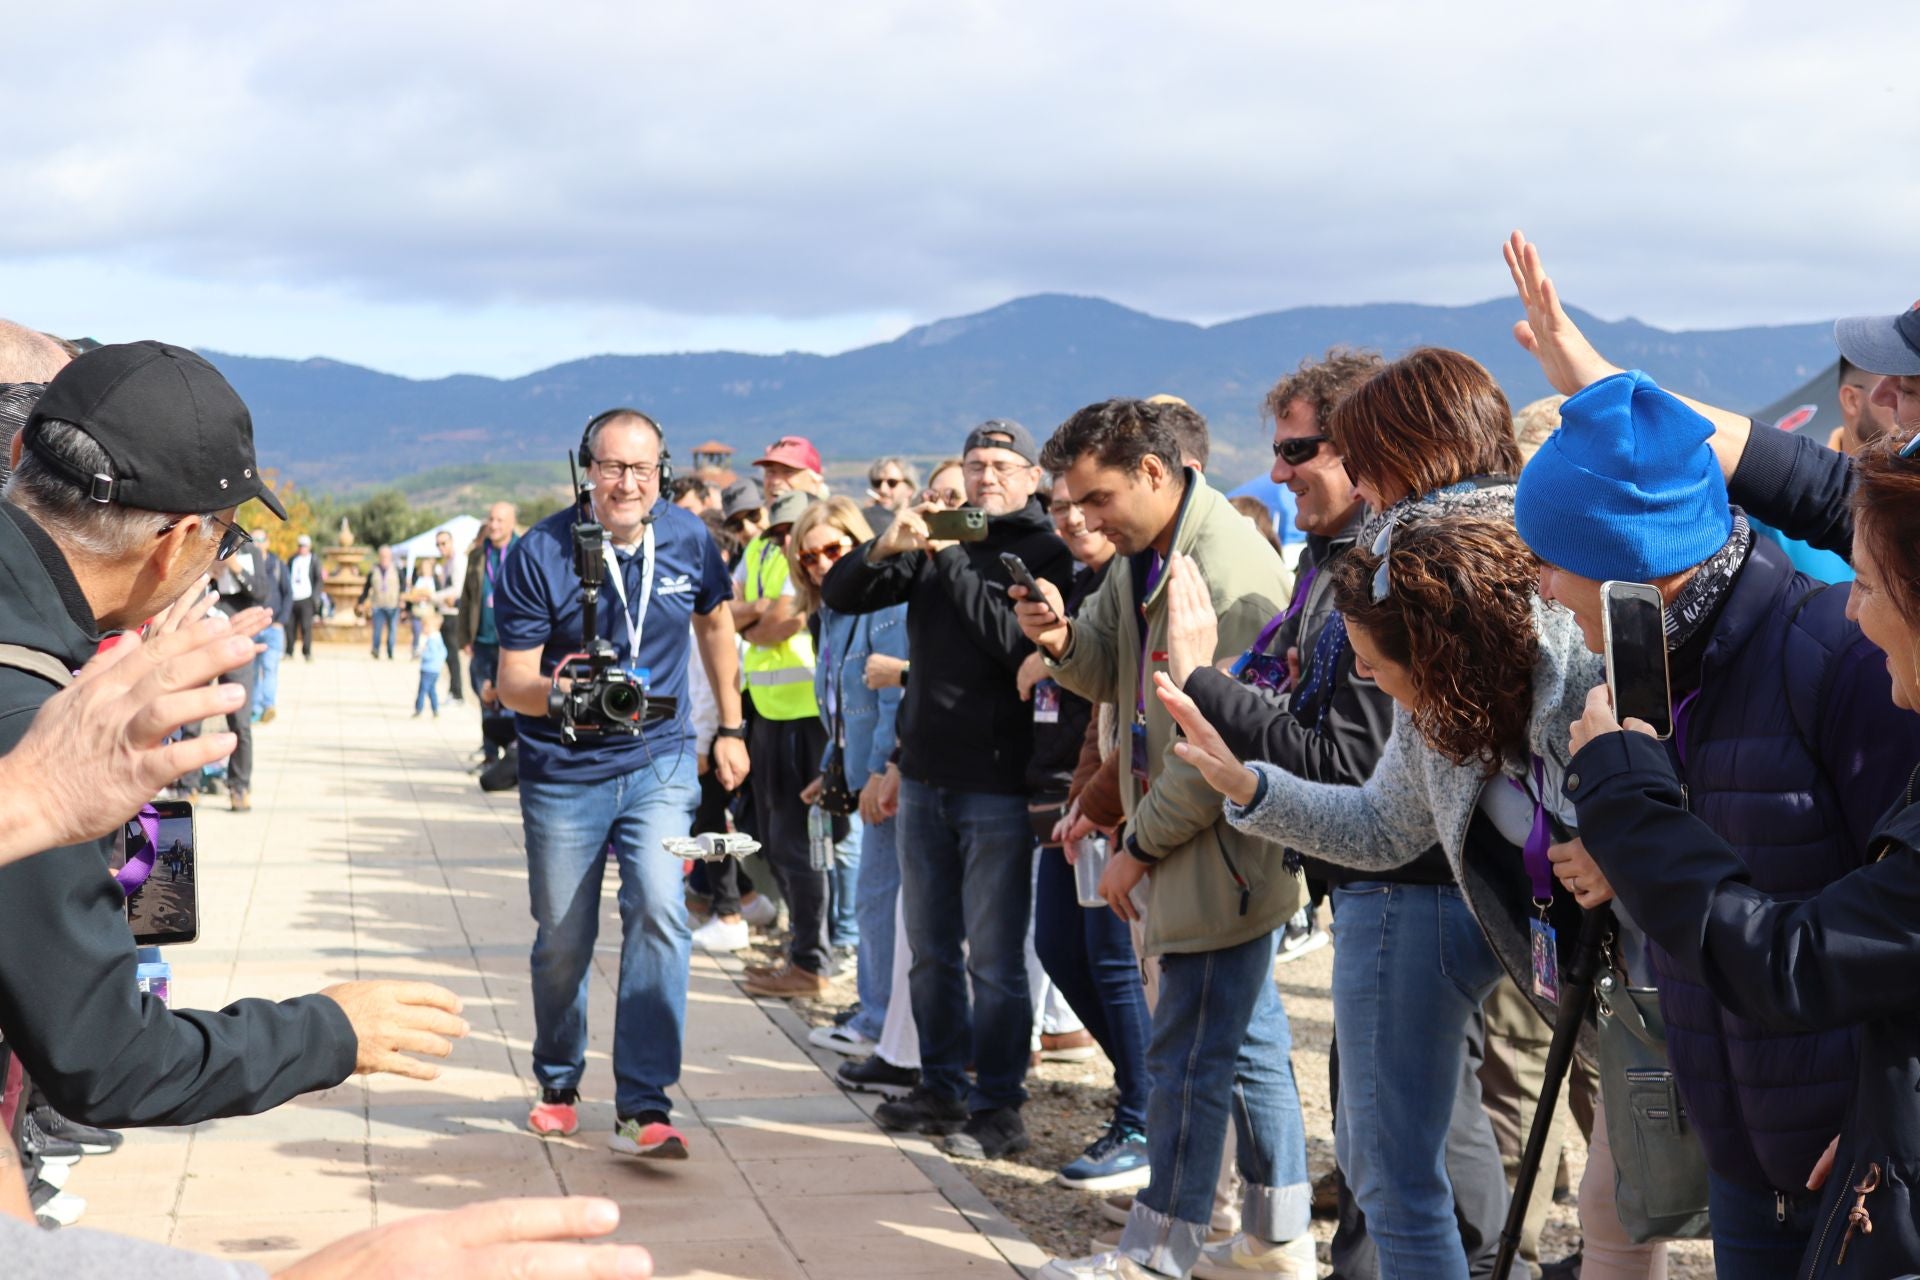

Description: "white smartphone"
1600 580 1674 740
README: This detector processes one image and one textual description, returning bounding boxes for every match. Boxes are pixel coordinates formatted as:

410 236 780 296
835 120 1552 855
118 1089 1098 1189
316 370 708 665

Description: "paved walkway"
75 648 1032 1279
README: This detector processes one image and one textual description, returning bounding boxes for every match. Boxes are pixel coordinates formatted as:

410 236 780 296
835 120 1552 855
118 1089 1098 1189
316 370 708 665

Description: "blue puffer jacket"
1649 534 1920 1192
813 603 909 784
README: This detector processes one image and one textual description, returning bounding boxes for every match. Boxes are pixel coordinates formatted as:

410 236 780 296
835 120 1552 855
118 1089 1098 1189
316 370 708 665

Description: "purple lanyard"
1671 689 1702 769
1510 757 1556 903
1134 552 1168 720
1231 564 1320 687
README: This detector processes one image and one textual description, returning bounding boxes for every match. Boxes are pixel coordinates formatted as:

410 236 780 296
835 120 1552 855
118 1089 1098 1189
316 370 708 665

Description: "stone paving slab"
67 648 1028 1279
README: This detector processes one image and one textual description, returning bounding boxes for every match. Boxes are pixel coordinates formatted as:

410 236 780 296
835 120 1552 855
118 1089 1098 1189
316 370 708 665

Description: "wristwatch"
714 724 748 740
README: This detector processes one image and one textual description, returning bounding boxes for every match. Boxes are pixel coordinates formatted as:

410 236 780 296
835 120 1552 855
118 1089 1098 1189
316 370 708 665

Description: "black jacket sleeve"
1184 653 1397 786
1571 728 1920 1034
820 542 923 615
0 711 358 1127
1728 423 1856 561
928 545 1039 675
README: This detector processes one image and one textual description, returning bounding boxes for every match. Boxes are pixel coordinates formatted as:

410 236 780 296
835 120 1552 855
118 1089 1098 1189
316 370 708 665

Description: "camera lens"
601 679 643 721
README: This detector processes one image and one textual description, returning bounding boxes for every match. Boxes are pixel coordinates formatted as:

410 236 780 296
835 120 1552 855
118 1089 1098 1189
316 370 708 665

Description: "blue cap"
1835 306 1920 378
1515 371 1732 582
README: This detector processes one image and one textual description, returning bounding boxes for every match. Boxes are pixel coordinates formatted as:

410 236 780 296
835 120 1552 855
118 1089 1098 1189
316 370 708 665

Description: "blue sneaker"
1057 1124 1151 1191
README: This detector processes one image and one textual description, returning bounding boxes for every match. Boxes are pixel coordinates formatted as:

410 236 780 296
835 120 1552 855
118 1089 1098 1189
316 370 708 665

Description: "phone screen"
117 801 200 947
1603 584 1674 739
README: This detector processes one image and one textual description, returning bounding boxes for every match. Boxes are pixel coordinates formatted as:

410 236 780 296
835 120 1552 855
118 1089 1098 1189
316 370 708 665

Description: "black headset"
579 407 674 488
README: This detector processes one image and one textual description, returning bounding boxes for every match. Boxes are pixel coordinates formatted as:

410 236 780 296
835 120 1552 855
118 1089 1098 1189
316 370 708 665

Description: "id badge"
1033 680 1061 725
1130 716 1150 784
1529 916 1561 1003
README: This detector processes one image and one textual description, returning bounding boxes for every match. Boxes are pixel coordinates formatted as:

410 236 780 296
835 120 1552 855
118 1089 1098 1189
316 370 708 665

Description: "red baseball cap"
753 435 822 473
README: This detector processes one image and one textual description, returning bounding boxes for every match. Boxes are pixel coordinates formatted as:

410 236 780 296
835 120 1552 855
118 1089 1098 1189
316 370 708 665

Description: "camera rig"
547 454 679 744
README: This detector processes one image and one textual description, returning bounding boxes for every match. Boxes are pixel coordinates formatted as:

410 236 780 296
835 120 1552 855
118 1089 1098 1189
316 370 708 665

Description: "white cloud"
3 0 1916 376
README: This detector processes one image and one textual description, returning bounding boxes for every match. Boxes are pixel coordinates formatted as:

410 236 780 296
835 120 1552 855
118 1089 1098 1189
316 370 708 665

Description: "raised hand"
1011 576 1071 659
1163 553 1219 688
1153 671 1258 806
1503 230 1622 397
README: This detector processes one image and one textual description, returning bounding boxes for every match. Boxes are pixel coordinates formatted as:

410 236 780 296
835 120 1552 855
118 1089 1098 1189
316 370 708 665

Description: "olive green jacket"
1048 472 1300 955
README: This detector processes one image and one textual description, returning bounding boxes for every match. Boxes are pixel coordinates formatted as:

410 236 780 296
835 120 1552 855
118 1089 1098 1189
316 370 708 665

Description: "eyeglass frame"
1272 434 1330 467
961 458 1033 479
795 539 854 569
587 457 661 484
159 512 251 563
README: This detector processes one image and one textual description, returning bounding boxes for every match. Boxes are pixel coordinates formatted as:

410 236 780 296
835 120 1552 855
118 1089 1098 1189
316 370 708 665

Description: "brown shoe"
742 964 831 999
259 708 277 724
742 960 783 979
1039 1029 1098 1062
230 788 251 813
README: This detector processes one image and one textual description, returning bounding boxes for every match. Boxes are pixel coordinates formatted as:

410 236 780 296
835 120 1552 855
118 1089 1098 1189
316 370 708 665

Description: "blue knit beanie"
1514 371 1732 582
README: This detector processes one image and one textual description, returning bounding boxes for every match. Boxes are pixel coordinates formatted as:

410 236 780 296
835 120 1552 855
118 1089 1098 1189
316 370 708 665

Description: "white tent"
392 515 482 574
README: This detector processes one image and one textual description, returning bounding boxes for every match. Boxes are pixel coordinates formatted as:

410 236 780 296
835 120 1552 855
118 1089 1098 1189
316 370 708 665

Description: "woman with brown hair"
1329 347 1522 513
1156 511 1600 1280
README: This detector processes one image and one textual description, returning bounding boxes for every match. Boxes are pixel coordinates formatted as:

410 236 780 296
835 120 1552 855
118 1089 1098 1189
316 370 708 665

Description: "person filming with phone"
0 344 471 1131
819 419 1071 1160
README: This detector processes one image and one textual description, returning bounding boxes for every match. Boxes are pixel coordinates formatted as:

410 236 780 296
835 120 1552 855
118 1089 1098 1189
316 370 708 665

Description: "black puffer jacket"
821 498 1072 795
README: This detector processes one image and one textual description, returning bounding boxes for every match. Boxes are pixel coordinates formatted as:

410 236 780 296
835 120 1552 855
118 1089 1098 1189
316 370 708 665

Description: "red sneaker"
528 1094 579 1138
609 1117 689 1159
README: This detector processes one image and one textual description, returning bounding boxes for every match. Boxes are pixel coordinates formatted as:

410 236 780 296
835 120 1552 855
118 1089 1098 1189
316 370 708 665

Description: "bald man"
458 502 521 763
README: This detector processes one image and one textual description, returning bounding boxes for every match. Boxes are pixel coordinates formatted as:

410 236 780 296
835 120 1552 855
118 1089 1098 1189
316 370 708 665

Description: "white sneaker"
691 915 750 952
35 1161 70 1190
808 1022 876 1058
1192 1232 1317 1279
35 1190 86 1227
1037 1251 1165 1280
740 893 778 929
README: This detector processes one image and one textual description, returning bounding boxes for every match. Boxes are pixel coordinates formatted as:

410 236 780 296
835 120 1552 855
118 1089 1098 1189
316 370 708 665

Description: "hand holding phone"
924 508 987 542
1601 580 1673 739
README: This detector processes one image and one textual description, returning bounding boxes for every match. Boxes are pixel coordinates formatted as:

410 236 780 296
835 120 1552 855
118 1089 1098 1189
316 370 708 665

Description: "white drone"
661 832 763 862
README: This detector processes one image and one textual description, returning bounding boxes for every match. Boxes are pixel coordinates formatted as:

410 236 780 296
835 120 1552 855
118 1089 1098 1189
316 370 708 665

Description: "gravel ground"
731 916 1714 1277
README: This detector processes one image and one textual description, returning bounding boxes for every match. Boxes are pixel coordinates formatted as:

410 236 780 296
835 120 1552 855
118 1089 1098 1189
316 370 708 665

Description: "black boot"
873 1086 968 1135
943 1106 1030 1160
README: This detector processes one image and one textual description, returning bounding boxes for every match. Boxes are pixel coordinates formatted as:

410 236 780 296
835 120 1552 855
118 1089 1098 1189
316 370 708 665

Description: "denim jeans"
846 814 899 1043
830 812 863 949
1122 928 1311 1278
897 777 1033 1112
253 623 284 714
1332 881 1507 1280
370 606 399 657
520 750 701 1120
1705 1171 1820 1280
1033 843 1151 1132
415 670 441 714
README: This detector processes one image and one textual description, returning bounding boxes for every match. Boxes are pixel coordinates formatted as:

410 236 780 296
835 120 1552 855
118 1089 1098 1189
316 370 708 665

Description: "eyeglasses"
922 487 966 508
1272 435 1329 466
161 512 251 562
1370 518 1398 602
590 458 660 484
874 476 914 489
796 541 852 569
962 460 1029 479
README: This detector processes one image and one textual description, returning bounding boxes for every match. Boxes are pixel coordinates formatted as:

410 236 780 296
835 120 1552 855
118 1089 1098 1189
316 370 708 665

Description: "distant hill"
206 294 1838 490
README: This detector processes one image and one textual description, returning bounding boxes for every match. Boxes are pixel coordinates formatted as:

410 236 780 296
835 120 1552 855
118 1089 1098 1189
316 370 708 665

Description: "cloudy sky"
4 1 1915 378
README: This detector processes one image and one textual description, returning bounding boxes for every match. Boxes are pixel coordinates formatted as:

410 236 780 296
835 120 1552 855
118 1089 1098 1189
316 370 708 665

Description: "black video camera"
547 457 679 745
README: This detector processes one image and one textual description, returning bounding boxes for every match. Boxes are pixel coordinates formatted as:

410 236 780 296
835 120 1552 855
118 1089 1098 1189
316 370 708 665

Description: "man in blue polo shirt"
494 409 749 1161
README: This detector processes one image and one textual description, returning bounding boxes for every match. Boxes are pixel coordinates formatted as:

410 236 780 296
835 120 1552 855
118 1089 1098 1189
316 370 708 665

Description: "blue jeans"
520 751 701 1120
252 623 283 714
415 670 441 714
1122 928 1311 1278
371 606 399 657
830 812 863 950
846 814 899 1043
897 778 1033 1112
1705 1171 1821 1280
1033 843 1151 1132
1332 882 1506 1280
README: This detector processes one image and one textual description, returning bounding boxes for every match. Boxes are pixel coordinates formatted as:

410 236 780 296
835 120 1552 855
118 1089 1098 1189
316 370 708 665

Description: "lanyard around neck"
601 521 657 669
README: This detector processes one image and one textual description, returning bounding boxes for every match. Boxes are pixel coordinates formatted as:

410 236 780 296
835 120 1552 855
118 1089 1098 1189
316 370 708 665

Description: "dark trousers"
686 766 753 917
470 643 511 762
1032 844 1152 1132
749 714 830 976
442 617 464 699
183 659 254 791
288 597 316 658
1327 1016 1523 1280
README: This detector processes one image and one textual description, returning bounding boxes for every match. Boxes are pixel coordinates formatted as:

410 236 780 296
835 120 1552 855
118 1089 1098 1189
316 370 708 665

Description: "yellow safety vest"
741 536 819 721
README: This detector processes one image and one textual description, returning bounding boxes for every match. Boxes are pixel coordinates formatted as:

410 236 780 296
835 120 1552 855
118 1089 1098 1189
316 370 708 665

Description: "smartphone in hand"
1601 580 1674 739
1000 552 1055 622
924 508 987 542
114 800 201 946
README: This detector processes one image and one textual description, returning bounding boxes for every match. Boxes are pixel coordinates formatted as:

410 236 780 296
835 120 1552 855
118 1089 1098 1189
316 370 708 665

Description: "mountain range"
203 293 1839 491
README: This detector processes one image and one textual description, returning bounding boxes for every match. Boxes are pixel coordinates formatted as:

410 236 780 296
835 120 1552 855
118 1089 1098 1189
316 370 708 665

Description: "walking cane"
1491 905 1611 1280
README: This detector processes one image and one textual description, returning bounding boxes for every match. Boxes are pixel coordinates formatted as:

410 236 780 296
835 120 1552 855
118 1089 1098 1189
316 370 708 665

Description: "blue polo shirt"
494 500 733 785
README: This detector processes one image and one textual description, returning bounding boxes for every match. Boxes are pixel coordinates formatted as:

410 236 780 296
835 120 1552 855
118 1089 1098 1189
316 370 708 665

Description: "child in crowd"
415 609 447 718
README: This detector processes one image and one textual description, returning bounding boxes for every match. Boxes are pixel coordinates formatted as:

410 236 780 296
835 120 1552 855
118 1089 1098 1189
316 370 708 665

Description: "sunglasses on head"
796 541 852 569
1370 517 1398 602
1272 435 1329 467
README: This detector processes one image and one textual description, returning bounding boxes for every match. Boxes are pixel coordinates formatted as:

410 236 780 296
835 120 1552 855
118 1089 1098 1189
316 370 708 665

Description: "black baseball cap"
22 341 286 518
1834 305 1920 378
962 418 1037 463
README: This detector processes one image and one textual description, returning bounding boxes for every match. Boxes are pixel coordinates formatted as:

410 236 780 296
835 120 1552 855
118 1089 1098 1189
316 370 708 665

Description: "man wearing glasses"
493 408 748 1161
0 342 470 1129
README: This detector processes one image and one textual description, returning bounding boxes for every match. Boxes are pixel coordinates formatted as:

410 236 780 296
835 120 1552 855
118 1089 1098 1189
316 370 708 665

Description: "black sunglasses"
160 512 251 562
1272 435 1329 467
1370 517 1397 602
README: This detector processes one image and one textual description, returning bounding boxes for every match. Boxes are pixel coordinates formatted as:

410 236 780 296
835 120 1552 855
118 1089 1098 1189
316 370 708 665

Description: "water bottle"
807 805 834 872
1074 834 1112 908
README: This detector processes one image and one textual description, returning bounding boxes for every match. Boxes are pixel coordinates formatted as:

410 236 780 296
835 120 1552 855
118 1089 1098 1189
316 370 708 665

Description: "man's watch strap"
714 724 748 741
1124 832 1162 866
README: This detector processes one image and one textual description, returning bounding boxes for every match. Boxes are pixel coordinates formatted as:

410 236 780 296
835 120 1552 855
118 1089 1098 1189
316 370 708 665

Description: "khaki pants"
1579 1091 1667 1280
1478 978 1567 1266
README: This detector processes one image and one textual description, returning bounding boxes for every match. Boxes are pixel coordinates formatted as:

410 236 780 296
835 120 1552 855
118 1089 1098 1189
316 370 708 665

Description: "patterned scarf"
1664 510 1751 652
